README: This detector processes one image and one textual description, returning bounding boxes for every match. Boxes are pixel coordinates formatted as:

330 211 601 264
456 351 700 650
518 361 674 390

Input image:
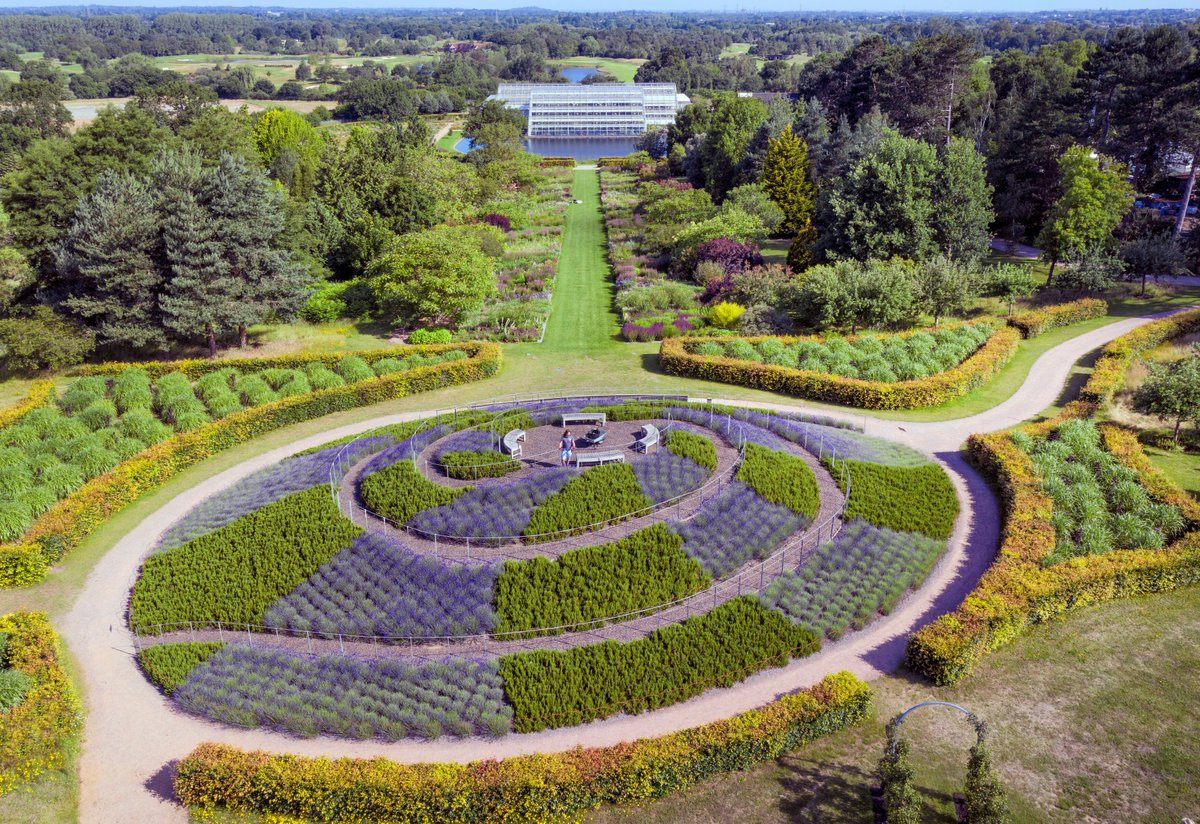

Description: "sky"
5 1 1200 12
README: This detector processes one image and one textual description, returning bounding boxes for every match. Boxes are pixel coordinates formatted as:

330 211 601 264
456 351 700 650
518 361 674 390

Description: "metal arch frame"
890 701 984 753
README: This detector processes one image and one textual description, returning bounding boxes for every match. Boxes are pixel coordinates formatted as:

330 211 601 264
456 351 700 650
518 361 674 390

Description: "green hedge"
664 428 718 471
439 450 520 480
660 326 1020 410
0 612 82 796
0 342 500 587
736 443 820 517
129 487 361 632
499 597 821 732
493 524 711 638
360 459 465 524
835 460 958 540
174 671 870 823
524 463 651 541
1007 298 1107 338
137 641 225 696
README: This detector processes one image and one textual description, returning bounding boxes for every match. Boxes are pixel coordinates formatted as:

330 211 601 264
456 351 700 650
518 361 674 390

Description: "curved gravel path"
63 308 1187 823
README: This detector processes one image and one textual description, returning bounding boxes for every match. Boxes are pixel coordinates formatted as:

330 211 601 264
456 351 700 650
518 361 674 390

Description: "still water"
453 136 638 160
560 66 602 83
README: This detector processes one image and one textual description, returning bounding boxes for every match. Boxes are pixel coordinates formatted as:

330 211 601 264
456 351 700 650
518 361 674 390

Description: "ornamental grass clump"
759 519 945 638
359 459 465 525
1011 419 1186 563
171 646 511 740
524 463 651 540
493 524 710 638
263 532 499 638
674 481 804 577
499 597 820 732
335 355 375 383
111 368 152 414
129 487 362 632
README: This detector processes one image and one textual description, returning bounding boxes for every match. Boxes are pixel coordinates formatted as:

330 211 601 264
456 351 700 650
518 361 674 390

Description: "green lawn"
436 129 464 152
539 169 621 354
1144 445 1200 498
588 587 1200 824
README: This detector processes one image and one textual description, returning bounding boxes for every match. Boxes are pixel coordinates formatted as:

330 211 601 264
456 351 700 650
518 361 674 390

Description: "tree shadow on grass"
775 758 876 822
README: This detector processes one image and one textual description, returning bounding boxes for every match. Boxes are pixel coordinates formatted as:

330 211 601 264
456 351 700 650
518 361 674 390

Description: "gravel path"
63 308 1188 823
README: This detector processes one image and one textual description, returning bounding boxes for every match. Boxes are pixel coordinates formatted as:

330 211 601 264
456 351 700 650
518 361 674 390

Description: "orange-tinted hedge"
0 343 501 587
1099 423 1200 526
0 380 55 429
175 671 870 823
0 612 83 796
1079 308 1200 405
660 325 1020 410
76 343 475 381
1007 298 1107 338
906 429 1200 685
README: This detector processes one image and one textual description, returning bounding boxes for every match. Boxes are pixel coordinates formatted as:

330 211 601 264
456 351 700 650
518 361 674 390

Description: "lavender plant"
172 645 512 739
631 449 711 504
263 532 499 638
410 467 576 540
672 481 805 577
758 519 945 639
155 437 394 552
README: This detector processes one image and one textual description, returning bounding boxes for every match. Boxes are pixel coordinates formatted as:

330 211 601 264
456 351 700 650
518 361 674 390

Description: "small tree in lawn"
761 125 817 269
1133 349 1200 445
1057 246 1124 293
878 720 922 824
369 226 495 327
915 256 979 327
1036 146 1134 284
1120 232 1189 296
985 263 1040 316
965 722 1009 824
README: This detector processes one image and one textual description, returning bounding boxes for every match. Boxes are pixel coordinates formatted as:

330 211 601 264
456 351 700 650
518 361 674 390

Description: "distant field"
548 56 645 83
63 96 336 126
720 42 754 57
152 52 435 84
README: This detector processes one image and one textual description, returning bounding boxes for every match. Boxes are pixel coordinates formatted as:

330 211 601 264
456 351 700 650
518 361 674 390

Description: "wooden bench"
575 449 624 467
561 412 606 427
633 424 659 453
501 429 525 459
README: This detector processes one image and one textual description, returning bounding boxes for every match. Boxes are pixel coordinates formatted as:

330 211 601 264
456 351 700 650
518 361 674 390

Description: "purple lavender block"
155 436 394 552
262 532 499 638
632 450 710 504
172 645 512 739
672 480 804 577
409 466 576 540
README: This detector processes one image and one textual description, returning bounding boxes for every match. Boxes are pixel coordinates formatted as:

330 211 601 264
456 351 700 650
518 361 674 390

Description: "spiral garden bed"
129 395 960 743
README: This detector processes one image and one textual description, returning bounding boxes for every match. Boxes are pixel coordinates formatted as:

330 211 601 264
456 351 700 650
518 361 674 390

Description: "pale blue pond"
453 136 638 160
561 66 602 83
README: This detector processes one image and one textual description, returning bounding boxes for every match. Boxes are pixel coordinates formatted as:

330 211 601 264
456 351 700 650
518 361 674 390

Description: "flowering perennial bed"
760 520 945 639
262 532 499 638
170 645 512 739
409 466 575 541
631 448 712 504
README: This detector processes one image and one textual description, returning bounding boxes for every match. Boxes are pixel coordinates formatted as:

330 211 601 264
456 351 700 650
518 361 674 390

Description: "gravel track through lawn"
63 311 1196 813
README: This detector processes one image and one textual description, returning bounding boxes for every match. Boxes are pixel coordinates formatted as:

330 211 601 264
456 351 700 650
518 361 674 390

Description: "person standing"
560 430 574 465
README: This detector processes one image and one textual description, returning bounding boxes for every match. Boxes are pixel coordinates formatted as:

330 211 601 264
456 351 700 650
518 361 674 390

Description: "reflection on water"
453 136 637 160
560 66 601 83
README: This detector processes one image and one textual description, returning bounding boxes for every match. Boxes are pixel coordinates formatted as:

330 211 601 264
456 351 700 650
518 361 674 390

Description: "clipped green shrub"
129 487 362 632
664 428 718 471
409 328 453 345
524 463 651 540
493 524 710 638
439 450 520 480
499 597 821 732
138 642 225 696
835 460 958 540
737 443 819 517
360 460 465 524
